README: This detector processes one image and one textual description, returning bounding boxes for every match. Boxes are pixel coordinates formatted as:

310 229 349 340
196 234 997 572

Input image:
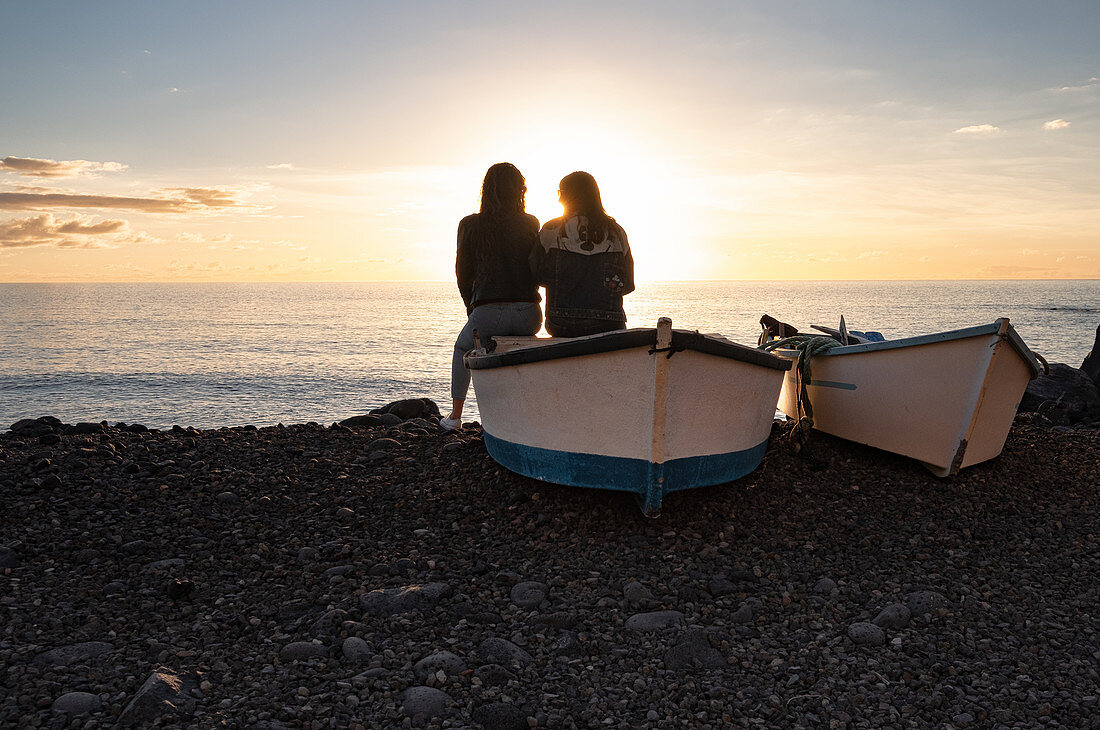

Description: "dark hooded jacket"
531 215 635 336
456 212 541 314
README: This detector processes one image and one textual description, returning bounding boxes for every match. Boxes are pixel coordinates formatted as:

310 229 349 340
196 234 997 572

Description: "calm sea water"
1 281 1096 429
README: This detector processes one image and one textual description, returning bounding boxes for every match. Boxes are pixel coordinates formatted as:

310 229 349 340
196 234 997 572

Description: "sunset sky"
1 1 1097 282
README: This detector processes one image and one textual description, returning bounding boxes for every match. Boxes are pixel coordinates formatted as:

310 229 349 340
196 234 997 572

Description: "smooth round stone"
905 590 946 616
401 686 450 720
52 691 102 716
813 577 837 595
414 650 466 681
624 610 685 631
476 638 533 668
622 581 651 604
872 603 912 629
510 581 549 609
280 641 327 661
847 622 886 646
342 637 371 662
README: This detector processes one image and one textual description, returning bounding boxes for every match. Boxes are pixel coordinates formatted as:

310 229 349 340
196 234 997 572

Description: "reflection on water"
1 281 1095 428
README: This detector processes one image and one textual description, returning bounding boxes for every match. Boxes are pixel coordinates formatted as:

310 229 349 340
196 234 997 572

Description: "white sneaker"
440 416 461 431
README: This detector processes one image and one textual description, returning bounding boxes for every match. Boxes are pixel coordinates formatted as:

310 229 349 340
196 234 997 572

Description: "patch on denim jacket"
604 273 627 293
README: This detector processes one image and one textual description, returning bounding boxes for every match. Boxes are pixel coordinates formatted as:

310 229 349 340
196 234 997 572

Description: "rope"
1033 351 1050 376
761 335 844 440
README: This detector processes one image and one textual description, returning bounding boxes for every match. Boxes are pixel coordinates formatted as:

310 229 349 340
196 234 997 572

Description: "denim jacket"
531 215 635 332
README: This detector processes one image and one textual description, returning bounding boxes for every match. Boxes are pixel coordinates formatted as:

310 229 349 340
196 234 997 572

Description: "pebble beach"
1 413 1098 729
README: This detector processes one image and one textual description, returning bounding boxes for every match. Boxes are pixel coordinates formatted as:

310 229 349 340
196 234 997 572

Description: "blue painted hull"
483 431 769 515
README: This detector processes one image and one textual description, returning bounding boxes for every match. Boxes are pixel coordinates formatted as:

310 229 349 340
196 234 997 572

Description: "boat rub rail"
465 328 793 372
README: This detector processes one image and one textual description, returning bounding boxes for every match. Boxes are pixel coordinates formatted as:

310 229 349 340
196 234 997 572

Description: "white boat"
465 318 792 515
772 318 1042 476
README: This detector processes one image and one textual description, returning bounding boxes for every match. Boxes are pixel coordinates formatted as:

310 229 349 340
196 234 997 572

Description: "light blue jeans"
452 302 542 400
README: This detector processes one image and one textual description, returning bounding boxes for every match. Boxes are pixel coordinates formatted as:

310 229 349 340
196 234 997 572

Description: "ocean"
1 281 1096 429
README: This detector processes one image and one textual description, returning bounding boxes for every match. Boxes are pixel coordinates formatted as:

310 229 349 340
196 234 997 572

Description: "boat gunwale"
776 319 1042 379
465 328 792 371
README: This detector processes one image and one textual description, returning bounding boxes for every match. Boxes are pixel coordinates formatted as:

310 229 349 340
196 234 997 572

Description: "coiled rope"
760 335 844 439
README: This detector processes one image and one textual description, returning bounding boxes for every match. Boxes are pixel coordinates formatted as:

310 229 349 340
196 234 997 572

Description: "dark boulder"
118 668 198 725
370 398 441 421
339 414 383 429
1018 363 1100 425
1081 324 1100 388
9 417 59 437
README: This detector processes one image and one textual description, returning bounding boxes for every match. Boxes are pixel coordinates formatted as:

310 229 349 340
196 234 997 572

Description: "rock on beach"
118 669 198 725
51 691 102 717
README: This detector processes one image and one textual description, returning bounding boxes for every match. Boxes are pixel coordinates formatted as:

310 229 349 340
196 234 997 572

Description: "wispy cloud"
1043 118 1071 130
953 124 1002 135
165 187 245 207
267 163 294 170
271 239 307 250
0 156 128 178
177 232 233 244
0 213 129 249
1051 77 1099 92
0 186 246 213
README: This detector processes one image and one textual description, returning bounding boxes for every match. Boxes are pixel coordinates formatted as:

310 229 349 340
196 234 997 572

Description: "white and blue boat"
465 318 792 515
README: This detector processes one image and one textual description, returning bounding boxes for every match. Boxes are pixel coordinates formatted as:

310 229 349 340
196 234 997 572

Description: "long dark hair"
473 163 527 271
558 170 616 243
479 162 526 218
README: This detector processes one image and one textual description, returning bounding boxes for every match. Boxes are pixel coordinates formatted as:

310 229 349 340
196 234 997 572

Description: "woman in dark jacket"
442 162 542 430
531 171 634 337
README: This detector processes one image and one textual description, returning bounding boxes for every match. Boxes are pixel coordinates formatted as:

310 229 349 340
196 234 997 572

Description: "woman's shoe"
440 416 462 431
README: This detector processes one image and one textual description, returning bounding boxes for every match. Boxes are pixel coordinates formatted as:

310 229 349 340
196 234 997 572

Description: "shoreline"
2 415 1098 727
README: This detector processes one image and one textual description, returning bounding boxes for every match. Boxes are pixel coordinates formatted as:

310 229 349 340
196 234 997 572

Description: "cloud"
0 186 245 212
977 264 1058 277
0 156 127 178
0 213 129 249
1043 119 1071 131
267 163 294 170
953 124 1002 135
855 250 889 260
177 232 233 244
271 239 307 250
1052 78 1099 92
168 260 225 273
165 187 245 207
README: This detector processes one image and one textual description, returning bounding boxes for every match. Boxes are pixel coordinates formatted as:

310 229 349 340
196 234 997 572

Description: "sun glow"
482 122 709 282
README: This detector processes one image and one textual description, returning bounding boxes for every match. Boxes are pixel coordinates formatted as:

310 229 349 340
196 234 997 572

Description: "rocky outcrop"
370 398 441 420
1018 363 1100 425
1081 325 1100 388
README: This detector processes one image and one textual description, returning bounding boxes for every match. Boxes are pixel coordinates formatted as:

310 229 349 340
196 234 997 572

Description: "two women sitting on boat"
442 163 635 431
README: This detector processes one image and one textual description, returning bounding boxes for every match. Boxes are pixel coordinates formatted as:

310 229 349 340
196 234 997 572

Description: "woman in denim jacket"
531 171 635 338
442 163 543 431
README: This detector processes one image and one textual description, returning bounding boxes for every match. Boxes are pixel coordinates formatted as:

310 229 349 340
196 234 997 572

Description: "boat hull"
468 327 789 514
776 319 1040 476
